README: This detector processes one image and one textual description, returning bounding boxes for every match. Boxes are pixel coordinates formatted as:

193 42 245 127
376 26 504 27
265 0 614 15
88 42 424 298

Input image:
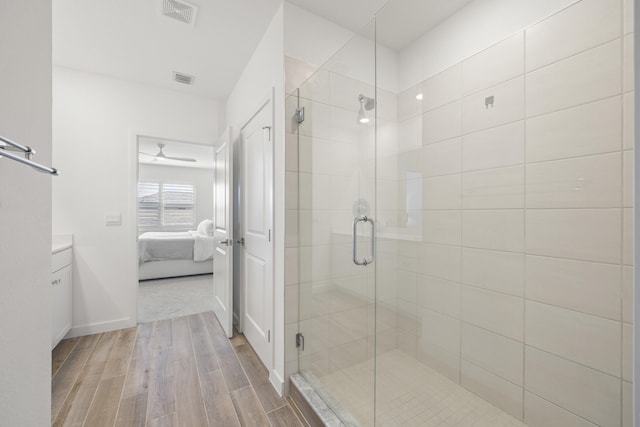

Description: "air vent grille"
162 0 198 26
173 72 194 85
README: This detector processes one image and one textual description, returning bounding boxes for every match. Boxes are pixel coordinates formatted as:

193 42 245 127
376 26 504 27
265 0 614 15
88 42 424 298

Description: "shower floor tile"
317 350 527 427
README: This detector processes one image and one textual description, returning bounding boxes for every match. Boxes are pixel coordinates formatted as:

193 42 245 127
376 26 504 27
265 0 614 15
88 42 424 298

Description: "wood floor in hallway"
51 312 307 427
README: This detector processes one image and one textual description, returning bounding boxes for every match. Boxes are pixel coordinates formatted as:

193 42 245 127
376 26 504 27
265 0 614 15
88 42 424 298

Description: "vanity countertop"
52 234 73 254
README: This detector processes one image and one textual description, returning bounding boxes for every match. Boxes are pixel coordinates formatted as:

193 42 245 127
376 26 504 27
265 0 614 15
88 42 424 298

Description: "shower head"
357 94 375 124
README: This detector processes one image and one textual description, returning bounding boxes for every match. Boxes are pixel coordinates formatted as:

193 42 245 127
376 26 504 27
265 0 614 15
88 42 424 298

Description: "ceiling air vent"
173 72 195 85
162 0 198 26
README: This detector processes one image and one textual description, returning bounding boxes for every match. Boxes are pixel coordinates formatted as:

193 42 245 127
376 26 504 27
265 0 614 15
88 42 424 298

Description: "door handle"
234 238 245 246
217 239 232 246
352 215 375 266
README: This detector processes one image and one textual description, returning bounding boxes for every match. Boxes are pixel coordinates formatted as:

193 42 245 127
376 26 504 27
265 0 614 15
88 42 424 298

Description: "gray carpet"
138 274 214 323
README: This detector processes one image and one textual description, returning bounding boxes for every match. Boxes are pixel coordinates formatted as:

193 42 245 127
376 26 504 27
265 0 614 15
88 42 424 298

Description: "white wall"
53 67 218 336
398 0 580 91
226 4 286 393
284 3 399 93
138 163 214 232
0 1 52 425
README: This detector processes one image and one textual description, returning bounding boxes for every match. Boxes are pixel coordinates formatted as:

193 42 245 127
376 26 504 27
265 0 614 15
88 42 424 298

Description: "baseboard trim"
269 369 285 396
66 317 136 338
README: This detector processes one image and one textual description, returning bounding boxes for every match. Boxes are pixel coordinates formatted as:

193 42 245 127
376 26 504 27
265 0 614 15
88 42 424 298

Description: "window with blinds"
137 182 195 228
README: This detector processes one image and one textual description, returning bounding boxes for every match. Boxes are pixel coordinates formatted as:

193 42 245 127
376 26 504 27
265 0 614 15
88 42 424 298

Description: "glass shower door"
294 18 378 427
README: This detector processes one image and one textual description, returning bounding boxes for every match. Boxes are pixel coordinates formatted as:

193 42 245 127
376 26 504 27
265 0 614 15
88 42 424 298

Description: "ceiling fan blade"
165 156 197 162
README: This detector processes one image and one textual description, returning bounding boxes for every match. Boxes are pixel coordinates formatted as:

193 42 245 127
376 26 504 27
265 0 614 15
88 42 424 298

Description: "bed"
138 220 215 281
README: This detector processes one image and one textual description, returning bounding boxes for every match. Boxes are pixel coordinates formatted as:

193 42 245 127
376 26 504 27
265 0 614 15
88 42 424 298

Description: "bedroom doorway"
135 135 216 323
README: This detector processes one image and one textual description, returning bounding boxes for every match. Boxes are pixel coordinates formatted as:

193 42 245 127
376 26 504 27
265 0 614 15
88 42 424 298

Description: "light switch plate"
105 212 122 226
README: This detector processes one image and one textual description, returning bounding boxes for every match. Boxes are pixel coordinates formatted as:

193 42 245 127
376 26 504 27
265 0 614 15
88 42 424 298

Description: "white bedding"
138 231 214 263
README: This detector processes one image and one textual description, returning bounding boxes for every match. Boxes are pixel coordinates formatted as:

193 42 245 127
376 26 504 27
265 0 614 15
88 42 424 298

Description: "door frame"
234 89 275 368
129 129 215 324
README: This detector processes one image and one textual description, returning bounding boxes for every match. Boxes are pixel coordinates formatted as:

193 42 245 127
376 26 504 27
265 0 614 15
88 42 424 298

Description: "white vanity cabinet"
51 242 72 349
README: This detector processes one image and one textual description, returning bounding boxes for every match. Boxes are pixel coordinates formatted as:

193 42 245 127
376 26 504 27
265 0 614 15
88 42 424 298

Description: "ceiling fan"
139 143 196 163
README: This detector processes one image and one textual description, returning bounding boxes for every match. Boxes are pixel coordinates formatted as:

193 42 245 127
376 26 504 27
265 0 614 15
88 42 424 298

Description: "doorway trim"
129 129 215 325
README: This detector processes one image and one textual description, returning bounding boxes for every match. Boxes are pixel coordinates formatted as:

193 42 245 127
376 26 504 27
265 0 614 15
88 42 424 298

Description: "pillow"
197 219 214 236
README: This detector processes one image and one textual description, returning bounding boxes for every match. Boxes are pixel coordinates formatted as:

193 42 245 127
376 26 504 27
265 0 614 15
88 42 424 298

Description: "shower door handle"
352 215 375 266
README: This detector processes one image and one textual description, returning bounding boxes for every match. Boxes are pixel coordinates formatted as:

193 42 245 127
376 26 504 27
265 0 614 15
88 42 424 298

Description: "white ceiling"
288 0 475 50
138 137 214 169
53 0 283 99
53 0 475 100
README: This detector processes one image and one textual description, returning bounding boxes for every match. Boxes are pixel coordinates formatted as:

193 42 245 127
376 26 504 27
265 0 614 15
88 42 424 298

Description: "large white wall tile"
623 150 633 207
525 0 621 71
526 153 622 208
461 286 524 341
525 209 622 263
623 92 634 149
285 247 299 286
298 173 332 210
416 275 460 319
461 323 524 386
330 72 372 113
298 98 332 139
285 132 298 172
416 339 461 384
298 136 332 174
526 39 622 117
423 174 461 210
421 64 462 112
622 323 632 382
463 32 524 96
422 210 461 246
462 121 524 172
462 248 524 296
526 255 622 320
524 392 598 427
462 166 524 209
623 381 633 427
421 137 462 177
418 307 461 355
285 171 298 210
461 361 523 419
422 101 462 145
526 97 622 163
397 115 422 153
623 34 634 93
298 67 330 104
624 0 634 34
525 301 621 376
331 141 358 176
623 208 633 265
398 84 422 121
463 77 525 134
623 266 633 323
462 210 524 252
421 243 461 282
525 347 621 427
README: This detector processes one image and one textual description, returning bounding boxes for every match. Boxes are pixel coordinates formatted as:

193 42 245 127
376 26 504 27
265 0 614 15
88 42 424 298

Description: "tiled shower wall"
394 0 634 425
285 0 634 425
284 52 401 385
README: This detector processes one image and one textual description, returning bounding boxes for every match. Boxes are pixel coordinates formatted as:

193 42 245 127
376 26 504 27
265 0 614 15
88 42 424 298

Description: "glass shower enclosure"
290 0 633 425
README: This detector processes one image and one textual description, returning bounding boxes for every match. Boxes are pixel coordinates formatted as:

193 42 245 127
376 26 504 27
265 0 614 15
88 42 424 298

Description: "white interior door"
240 97 273 368
212 128 234 337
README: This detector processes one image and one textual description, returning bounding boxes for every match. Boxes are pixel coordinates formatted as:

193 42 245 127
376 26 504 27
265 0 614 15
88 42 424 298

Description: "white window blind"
137 182 195 228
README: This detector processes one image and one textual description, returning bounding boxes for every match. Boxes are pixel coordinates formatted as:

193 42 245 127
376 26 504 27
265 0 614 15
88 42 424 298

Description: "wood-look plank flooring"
52 312 307 427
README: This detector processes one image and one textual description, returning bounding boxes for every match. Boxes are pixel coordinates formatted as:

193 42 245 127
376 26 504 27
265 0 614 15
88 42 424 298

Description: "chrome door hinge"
295 333 305 351
268 330 271 343
295 107 305 124
268 229 271 242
